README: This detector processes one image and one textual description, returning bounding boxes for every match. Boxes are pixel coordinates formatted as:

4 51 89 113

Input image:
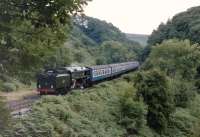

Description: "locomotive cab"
63 66 90 89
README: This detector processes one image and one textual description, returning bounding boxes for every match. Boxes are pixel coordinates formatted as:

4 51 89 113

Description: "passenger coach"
88 61 139 82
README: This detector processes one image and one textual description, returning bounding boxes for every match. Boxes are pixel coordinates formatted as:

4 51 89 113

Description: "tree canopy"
96 41 139 65
0 0 90 83
148 6 200 46
134 69 174 133
144 39 200 80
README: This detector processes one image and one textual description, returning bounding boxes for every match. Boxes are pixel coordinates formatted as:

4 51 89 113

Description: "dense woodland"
1 1 200 137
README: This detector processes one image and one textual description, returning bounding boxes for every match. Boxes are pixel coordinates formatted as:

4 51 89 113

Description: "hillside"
57 16 143 66
126 34 149 46
75 16 140 46
5 74 157 137
148 6 200 46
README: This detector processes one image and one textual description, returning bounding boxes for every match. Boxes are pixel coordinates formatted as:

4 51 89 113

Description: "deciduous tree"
134 69 175 133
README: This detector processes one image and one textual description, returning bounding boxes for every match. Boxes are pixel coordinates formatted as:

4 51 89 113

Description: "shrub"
0 74 11 82
0 97 11 134
1 82 17 92
119 87 147 136
7 80 130 137
167 108 197 137
120 97 147 135
143 40 200 80
123 74 135 83
134 69 175 133
169 79 196 108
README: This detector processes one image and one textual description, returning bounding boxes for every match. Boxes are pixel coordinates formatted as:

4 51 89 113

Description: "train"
37 61 139 95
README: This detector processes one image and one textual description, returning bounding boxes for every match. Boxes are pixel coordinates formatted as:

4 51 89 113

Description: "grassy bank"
5 75 152 137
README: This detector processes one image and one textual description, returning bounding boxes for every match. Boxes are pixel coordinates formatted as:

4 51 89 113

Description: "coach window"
96 71 98 77
94 70 97 77
99 70 101 76
93 70 95 77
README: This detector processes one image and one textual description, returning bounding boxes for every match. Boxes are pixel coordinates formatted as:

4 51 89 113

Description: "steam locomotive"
37 61 139 95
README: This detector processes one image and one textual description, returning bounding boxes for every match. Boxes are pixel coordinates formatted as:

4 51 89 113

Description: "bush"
7 80 131 137
123 74 135 83
143 39 200 80
0 97 11 134
120 97 147 135
169 79 196 108
0 74 11 82
1 82 17 92
134 69 175 133
167 109 197 137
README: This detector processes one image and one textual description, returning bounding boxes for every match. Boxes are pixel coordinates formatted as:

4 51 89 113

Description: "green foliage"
134 69 175 133
0 0 90 28
73 16 143 65
143 40 200 109
139 39 200 136
96 41 138 64
120 89 147 136
144 39 200 80
76 16 139 45
0 97 11 134
0 0 90 85
1 82 17 92
169 79 196 108
8 80 136 137
0 74 25 92
0 14 143 87
148 6 200 46
167 108 198 137
123 74 135 83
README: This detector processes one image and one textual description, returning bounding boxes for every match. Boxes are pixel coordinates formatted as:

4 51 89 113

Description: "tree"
120 89 147 136
143 39 200 80
148 6 200 46
169 79 195 108
0 0 90 81
134 69 175 133
77 16 130 44
97 41 137 64
0 0 90 29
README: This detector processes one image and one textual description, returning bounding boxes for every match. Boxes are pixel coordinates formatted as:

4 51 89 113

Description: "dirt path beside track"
0 90 40 117
1 89 38 101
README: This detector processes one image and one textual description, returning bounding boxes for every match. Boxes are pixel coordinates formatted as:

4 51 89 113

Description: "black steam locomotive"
37 61 139 94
